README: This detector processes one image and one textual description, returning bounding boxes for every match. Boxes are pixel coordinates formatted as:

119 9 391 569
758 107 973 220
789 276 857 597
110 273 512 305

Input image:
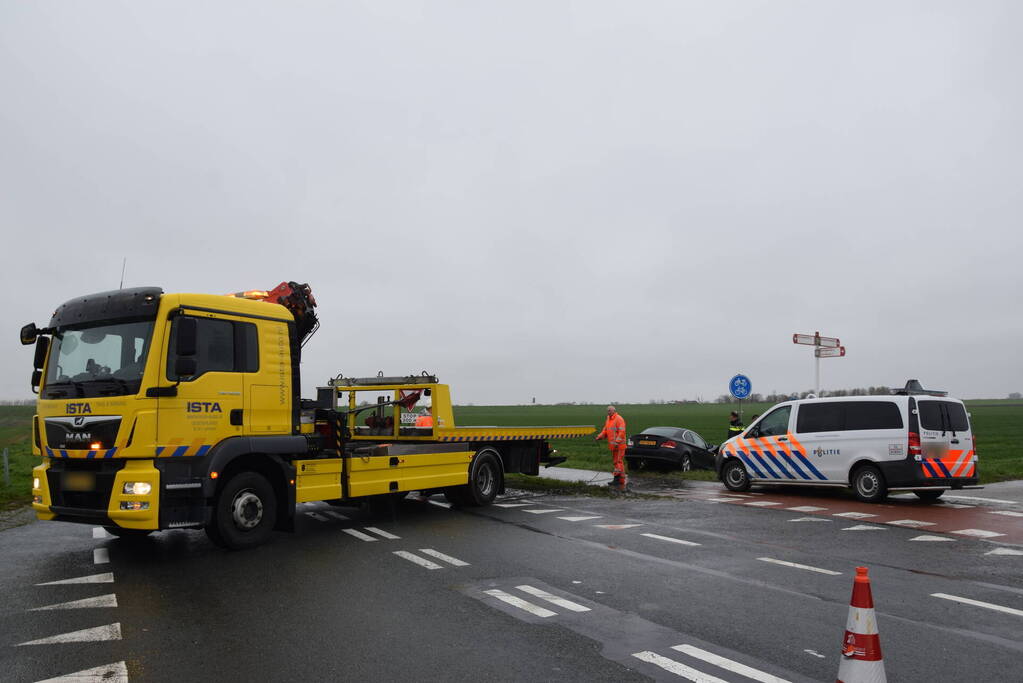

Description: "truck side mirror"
31 369 42 390
33 337 50 370
174 357 198 378
21 323 38 346
176 317 197 357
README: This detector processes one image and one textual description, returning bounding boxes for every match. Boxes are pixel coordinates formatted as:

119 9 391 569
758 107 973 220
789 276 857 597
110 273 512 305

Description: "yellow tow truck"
20 282 593 549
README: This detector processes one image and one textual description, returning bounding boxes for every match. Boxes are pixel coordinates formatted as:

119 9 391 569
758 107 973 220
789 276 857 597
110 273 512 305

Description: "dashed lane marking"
522 508 564 514
632 650 729 682
940 503 975 509
950 529 1005 538
595 524 642 530
483 589 557 618
30 594 118 611
341 528 378 542
785 506 828 512
418 548 470 566
909 535 955 542
671 644 792 683
888 519 935 528
494 503 534 508
744 501 781 507
515 585 591 612
36 573 114 586
35 661 129 683
990 510 1023 517
985 548 1023 556
91 527 111 539
787 517 831 522
757 557 841 576
931 593 1023 618
93 548 109 565
833 512 878 519
841 525 886 531
16 623 122 646
706 497 744 503
364 527 401 540
557 516 603 522
393 551 443 570
641 533 701 547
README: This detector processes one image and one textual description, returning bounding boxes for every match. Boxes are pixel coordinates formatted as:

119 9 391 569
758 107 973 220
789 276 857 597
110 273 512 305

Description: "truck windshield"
42 321 155 399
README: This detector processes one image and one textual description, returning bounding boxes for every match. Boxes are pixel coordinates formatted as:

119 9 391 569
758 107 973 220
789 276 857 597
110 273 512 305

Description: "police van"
714 380 979 502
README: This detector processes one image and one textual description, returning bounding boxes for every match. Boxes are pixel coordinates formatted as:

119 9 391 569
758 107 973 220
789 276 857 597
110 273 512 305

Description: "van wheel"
722 459 750 492
914 489 944 502
207 472 277 550
852 465 887 503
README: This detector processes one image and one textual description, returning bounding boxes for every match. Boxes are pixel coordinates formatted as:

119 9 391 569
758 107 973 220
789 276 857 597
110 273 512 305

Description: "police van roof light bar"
891 379 948 397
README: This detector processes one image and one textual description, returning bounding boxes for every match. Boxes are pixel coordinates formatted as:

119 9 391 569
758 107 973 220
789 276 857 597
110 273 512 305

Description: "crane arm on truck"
231 281 319 346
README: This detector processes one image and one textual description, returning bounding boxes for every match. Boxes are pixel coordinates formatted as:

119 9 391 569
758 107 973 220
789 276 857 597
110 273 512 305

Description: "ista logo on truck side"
186 402 223 413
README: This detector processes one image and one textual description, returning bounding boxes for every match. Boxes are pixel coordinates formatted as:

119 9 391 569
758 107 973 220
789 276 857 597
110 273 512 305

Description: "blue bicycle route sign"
729 374 752 400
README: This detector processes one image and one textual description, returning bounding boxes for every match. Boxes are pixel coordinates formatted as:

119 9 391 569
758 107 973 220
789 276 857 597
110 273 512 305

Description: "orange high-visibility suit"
597 412 627 489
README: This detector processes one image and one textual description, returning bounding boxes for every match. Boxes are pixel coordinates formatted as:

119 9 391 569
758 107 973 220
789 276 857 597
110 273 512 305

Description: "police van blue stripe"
763 451 794 479
792 451 827 480
750 451 780 479
921 460 940 477
777 451 811 480
738 451 766 479
933 459 952 477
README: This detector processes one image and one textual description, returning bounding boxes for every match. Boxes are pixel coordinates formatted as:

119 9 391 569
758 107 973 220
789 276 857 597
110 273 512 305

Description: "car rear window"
797 401 902 433
918 401 970 432
641 427 681 438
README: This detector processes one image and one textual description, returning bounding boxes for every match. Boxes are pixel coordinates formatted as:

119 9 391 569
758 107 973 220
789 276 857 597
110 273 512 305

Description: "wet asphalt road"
1 484 1021 683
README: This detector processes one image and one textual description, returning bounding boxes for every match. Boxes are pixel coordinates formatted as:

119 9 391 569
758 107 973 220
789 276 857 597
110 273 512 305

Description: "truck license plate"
64 472 95 491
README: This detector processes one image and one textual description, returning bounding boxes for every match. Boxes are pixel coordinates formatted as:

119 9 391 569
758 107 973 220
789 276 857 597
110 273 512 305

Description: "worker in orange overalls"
595 405 628 492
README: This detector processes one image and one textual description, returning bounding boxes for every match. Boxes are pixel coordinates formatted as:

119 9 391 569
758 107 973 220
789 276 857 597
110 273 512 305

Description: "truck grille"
46 458 125 512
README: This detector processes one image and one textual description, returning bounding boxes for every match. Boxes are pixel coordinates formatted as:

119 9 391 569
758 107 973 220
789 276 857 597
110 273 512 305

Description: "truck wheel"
446 449 502 507
914 489 944 502
721 459 750 492
104 527 152 540
207 471 278 550
852 465 887 503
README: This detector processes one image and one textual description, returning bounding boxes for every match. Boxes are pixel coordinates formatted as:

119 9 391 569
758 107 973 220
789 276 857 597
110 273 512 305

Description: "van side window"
167 318 260 380
797 403 844 433
757 406 791 437
845 401 902 430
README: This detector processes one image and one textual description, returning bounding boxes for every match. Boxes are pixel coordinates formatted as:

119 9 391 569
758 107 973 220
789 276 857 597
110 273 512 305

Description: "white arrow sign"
815 346 846 358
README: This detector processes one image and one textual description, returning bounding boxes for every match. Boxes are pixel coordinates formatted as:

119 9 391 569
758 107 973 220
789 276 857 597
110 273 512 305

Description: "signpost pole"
815 354 820 396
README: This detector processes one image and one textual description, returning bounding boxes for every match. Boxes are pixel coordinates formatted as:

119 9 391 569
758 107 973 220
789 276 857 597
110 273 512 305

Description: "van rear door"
915 399 975 479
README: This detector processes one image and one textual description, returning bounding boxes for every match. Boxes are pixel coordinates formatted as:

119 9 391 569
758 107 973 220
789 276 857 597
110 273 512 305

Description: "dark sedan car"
625 426 717 471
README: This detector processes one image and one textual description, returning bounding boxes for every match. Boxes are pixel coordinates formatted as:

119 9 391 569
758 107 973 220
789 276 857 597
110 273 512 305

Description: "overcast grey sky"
2 1 1020 405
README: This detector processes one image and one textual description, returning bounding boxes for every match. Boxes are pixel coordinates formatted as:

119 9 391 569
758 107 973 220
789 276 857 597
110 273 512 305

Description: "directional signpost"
793 331 845 396
729 373 752 422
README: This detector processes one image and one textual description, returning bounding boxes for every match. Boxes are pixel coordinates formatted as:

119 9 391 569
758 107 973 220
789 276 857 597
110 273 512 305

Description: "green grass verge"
0 406 39 509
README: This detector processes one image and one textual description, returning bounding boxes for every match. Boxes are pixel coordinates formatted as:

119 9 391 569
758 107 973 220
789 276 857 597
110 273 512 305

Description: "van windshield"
918 401 970 432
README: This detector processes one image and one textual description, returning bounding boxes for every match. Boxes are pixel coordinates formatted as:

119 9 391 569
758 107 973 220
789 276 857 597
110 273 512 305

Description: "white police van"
714 380 979 502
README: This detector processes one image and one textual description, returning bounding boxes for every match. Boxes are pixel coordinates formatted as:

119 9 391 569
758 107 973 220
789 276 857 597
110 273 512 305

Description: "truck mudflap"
877 459 979 490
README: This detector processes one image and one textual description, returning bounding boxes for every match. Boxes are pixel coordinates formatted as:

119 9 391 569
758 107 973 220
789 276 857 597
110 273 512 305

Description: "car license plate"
64 472 95 492
639 440 656 446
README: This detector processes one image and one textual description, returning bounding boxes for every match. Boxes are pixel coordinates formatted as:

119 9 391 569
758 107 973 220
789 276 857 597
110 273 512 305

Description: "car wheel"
914 489 944 502
207 471 278 550
851 465 887 503
721 459 750 492
679 453 692 472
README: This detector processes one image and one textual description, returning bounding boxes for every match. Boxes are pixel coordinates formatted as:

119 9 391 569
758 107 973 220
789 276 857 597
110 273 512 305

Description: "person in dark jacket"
727 411 744 440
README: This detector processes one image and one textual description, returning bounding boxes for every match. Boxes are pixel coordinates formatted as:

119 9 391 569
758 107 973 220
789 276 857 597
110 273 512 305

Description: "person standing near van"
727 411 744 440
596 405 628 491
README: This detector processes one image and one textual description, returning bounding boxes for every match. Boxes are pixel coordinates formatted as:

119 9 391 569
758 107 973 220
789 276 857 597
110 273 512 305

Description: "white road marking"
985 548 1023 556
17 623 122 646
91 527 111 539
36 573 114 586
841 525 886 531
557 516 603 522
428 499 452 509
672 644 792 683
30 594 118 611
323 510 349 521
942 494 1019 505
940 503 974 509
833 512 878 519
787 517 832 522
909 535 955 542
989 510 1023 517
744 501 781 507
932 593 1023 618
641 533 701 547
706 497 744 503
392 551 443 570
341 528 377 542
516 585 591 612
364 527 400 540
494 503 533 508
93 548 109 565
35 661 129 683
804 649 825 659
484 589 556 618
757 557 842 576
888 519 935 528
950 528 1005 538
418 548 470 566
595 524 642 529
632 651 729 682
305 511 330 522
522 509 564 514
786 506 828 512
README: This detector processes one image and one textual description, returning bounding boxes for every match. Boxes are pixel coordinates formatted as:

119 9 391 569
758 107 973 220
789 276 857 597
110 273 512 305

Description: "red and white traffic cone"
837 566 886 683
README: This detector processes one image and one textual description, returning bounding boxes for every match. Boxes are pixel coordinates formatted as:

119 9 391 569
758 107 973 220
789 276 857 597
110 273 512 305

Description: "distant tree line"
713 386 894 404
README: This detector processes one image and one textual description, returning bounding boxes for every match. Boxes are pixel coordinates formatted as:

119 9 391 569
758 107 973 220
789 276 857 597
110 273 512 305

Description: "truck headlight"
33 477 40 490
122 481 152 496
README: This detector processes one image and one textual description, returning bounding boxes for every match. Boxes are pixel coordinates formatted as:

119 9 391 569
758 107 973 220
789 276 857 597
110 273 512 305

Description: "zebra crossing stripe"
365 527 401 540
419 549 469 566
483 589 556 618
671 644 791 683
632 651 729 682
393 551 443 570
515 585 590 612
341 528 377 542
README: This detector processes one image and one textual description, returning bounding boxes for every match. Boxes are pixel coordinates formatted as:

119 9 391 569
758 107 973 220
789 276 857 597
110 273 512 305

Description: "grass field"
0 400 1018 507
